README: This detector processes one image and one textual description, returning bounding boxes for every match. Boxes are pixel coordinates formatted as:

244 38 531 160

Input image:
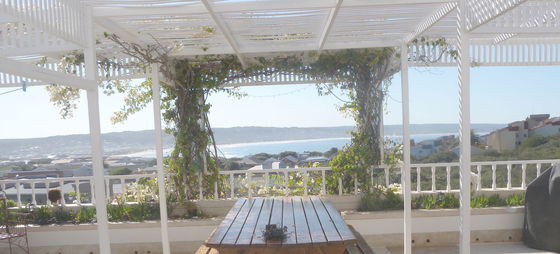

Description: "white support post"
85 6 111 254
379 102 385 162
457 0 472 252
400 44 412 254
151 63 171 254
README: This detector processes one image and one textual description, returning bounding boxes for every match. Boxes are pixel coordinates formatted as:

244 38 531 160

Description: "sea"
124 133 453 158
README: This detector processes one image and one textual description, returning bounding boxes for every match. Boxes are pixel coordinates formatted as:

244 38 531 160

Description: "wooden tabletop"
206 196 356 250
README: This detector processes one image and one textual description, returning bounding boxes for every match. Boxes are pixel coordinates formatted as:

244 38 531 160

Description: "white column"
152 64 171 254
379 102 385 162
401 45 412 254
85 6 111 254
457 0 472 253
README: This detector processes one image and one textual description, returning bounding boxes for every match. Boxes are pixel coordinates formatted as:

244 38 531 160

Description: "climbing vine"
46 33 454 198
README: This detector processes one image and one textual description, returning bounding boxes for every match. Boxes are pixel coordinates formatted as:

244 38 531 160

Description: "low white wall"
17 198 526 254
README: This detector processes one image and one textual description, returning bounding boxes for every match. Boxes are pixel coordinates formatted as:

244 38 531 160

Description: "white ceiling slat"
92 0 455 17
200 0 247 68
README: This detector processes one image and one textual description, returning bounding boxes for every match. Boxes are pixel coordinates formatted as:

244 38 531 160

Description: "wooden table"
206 196 357 254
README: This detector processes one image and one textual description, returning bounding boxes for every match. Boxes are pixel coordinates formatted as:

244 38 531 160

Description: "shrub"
415 195 437 209
52 207 72 224
33 206 53 225
72 207 96 224
506 193 525 206
471 195 490 208
358 187 403 211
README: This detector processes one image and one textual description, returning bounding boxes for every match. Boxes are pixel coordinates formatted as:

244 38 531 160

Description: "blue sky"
0 66 559 139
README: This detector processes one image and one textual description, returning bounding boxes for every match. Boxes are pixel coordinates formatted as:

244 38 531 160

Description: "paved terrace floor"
382 243 556 254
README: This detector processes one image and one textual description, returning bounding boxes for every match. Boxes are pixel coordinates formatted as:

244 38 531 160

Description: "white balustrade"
0 160 558 203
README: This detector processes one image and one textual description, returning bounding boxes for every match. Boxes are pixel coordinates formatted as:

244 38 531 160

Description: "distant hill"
0 124 504 159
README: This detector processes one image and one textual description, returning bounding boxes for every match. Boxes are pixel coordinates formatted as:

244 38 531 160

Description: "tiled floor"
386 242 557 254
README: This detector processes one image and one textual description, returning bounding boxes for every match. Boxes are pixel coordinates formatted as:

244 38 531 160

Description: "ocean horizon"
124 133 455 158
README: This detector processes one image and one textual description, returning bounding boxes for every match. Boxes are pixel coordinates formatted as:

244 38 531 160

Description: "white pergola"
1 1 559 254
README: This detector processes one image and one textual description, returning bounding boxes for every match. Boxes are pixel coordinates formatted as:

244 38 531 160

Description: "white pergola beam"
400 44 412 254
468 0 528 32
85 6 112 254
457 0 471 253
172 39 400 56
404 2 457 43
93 0 456 17
0 57 96 90
0 45 82 57
200 0 247 68
318 0 343 50
151 63 171 254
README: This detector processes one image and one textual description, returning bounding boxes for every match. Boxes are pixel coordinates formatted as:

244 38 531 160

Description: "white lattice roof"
1 0 560 87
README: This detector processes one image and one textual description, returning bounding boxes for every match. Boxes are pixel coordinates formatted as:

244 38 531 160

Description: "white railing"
0 173 159 207
206 159 559 200
1 159 558 205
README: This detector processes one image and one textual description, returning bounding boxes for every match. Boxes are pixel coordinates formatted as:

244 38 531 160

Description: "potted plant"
48 189 62 205
262 224 287 244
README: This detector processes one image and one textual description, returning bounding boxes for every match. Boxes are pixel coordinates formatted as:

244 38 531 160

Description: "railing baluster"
492 164 497 190
247 172 252 198
90 177 95 205
385 167 390 187
353 173 358 195
229 173 235 198
446 166 451 192
476 165 482 191
431 166 436 191
521 164 527 189
31 181 36 205
198 173 203 200
214 181 218 200
416 167 421 192
105 178 110 202
321 170 326 195
16 180 21 206
59 180 66 206
303 171 308 196
507 164 512 189
120 177 126 202
75 180 81 205
536 163 541 177
338 177 343 196
369 168 373 193
264 172 270 197
284 171 289 195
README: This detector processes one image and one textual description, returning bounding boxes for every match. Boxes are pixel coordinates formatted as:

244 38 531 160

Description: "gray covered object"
523 164 560 252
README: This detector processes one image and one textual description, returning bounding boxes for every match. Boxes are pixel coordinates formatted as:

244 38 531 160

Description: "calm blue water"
126 133 452 158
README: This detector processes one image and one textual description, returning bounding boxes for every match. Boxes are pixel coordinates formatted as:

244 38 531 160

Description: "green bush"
358 188 403 211
33 206 53 225
52 207 72 224
471 195 490 208
72 207 96 224
506 193 525 206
